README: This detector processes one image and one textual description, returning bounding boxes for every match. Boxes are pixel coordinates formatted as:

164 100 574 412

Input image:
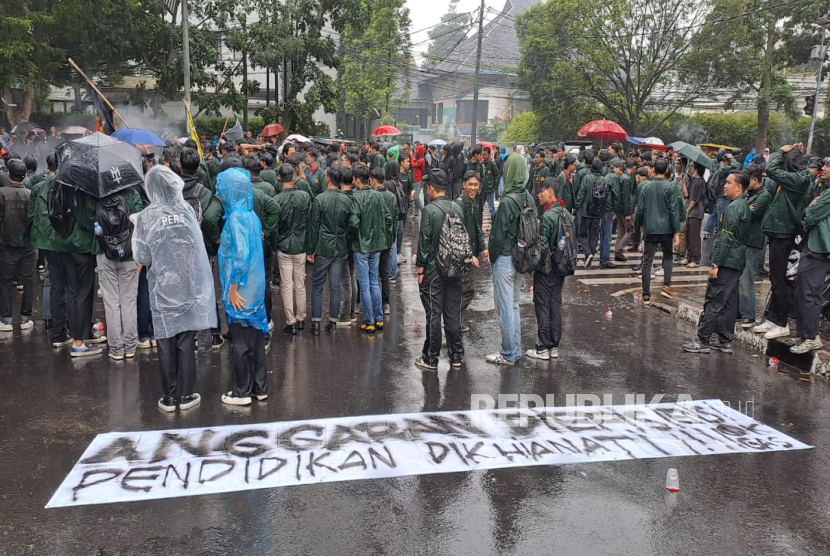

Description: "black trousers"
157 331 197 400
44 251 67 339
137 266 153 339
698 266 741 344
533 271 565 350
642 234 673 296
229 323 267 398
419 271 463 365
686 217 702 263
0 246 36 321
767 235 795 327
263 246 273 323
461 270 475 313
795 248 830 339
379 248 391 306
46 251 95 340
579 217 600 256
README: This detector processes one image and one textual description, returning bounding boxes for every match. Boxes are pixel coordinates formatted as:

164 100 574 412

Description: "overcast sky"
406 0 505 61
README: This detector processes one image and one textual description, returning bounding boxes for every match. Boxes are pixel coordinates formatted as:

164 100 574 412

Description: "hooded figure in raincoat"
131 165 216 411
215 167 268 405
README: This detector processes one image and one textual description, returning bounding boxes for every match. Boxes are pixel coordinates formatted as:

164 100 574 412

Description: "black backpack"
47 180 76 239
387 180 408 219
505 193 541 273
184 182 204 224
96 192 133 260
434 202 472 278
704 170 718 213
586 176 607 217
552 210 578 276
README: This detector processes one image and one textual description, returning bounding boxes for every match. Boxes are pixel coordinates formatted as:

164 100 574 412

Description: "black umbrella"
10 121 40 134
55 132 144 198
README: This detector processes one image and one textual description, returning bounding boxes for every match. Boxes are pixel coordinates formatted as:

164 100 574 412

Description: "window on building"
437 103 444 125
456 100 488 125
431 103 437 124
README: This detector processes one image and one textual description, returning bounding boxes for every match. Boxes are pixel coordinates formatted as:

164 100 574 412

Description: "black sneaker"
296 320 306 331
283 324 297 335
450 360 463 369
415 357 438 371
461 324 471 334
584 254 594 269
642 294 651 305
710 340 733 354
633 264 642 272
211 334 224 350
179 393 201 410
599 262 617 269
325 321 337 334
737 318 756 329
311 322 321 335
52 334 72 348
682 340 711 353
158 396 176 412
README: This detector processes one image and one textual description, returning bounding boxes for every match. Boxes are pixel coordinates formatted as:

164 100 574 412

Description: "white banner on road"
47 399 811 508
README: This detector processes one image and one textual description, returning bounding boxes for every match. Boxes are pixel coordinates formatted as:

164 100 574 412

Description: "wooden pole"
67 58 131 129
219 108 233 143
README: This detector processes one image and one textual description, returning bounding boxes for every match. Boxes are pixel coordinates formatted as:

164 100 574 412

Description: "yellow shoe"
375 321 384 330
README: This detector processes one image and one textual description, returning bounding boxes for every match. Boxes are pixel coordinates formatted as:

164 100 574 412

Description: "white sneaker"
791 337 823 354
526 348 549 360
19 319 33 331
221 392 252 406
753 320 774 334
764 325 790 340
0 321 12 332
268 319 274 332
549 348 559 359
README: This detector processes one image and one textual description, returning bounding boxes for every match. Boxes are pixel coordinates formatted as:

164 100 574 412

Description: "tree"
0 1 63 126
517 0 727 137
423 0 471 65
502 111 540 143
248 0 361 137
699 0 825 151
340 0 411 138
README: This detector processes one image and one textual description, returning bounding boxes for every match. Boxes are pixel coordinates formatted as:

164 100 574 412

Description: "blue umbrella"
112 128 166 147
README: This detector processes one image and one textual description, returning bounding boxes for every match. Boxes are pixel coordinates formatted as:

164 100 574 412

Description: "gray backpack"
434 202 472 278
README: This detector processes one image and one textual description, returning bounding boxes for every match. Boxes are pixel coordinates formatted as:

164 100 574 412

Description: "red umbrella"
261 123 284 137
577 120 628 142
372 125 401 136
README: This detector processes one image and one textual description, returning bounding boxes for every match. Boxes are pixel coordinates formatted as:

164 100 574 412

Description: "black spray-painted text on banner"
46 399 812 507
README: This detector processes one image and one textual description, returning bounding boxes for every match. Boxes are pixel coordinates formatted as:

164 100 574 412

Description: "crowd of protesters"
0 128 826 411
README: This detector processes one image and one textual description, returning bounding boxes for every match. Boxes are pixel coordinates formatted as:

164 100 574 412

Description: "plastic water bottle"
558 235 566 250
666 468 680 492
518 239 526 253
768 356 779 367
94 221 103 236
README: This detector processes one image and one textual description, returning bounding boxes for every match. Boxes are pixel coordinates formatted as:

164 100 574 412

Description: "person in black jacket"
456 170 489 333
0 159 35 333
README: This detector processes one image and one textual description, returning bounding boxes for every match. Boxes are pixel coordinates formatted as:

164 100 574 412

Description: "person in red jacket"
410 145 426 216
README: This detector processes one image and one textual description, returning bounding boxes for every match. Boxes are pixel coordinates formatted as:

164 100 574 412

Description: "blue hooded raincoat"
215 168 268 333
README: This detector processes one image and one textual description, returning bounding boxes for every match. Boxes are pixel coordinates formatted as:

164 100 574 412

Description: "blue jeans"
389 244 398 280
492 255 522 361
354 251 383 326
413 182 423 213
396 217 405 254
739 246 762 321
704 197 729 234
42 262 51 321
483 191 496 219
311 255 345 322
498 177 504 197
599 211 614 264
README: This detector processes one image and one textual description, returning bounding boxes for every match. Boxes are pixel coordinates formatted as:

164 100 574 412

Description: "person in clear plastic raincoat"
131 165 216 412
215 167 268 406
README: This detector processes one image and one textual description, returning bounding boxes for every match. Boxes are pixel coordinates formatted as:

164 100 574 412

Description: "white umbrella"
429 139 447 147
285 134 310 144
642 137 664 145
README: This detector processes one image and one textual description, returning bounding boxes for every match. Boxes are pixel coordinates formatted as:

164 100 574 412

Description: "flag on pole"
224 118 243 144
90 89 116 135
184 100 204 160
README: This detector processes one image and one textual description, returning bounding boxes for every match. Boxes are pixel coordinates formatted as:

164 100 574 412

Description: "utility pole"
470 0 485 146
181 0 191 105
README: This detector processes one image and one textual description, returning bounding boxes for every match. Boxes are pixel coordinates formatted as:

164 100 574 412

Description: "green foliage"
340 0 411 136
478 119 508 142
194 116 264 138
502 112 540 144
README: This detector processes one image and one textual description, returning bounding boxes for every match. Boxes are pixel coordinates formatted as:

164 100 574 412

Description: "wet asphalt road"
2 230 830 555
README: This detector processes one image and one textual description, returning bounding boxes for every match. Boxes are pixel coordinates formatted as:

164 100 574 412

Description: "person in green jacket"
286 153 314 198
26 152 58 328
527 150 551 207
0 158 36 334
598 159 622 268
245 154 277 198
554 155 577 214
350 162 393 333
754 144 813 340
199 143 221 192
371 143 386 172
683 171 750 354
486 153 528 366
614 160 635 261
703 153 734 239
792 157 830 355
306 165 352 335
259 153 280 193
274 163 313 335
372 166 397 316
527 178 570 361
456 170 488 333
574 158 605 268
414 167 468 371
304 149 325 197
635 158 681 303
737 163 772 328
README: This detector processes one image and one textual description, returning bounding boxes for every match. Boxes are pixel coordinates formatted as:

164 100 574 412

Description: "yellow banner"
184 100 204 160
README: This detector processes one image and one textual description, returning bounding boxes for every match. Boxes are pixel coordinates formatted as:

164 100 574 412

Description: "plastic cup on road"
666 468 680 492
